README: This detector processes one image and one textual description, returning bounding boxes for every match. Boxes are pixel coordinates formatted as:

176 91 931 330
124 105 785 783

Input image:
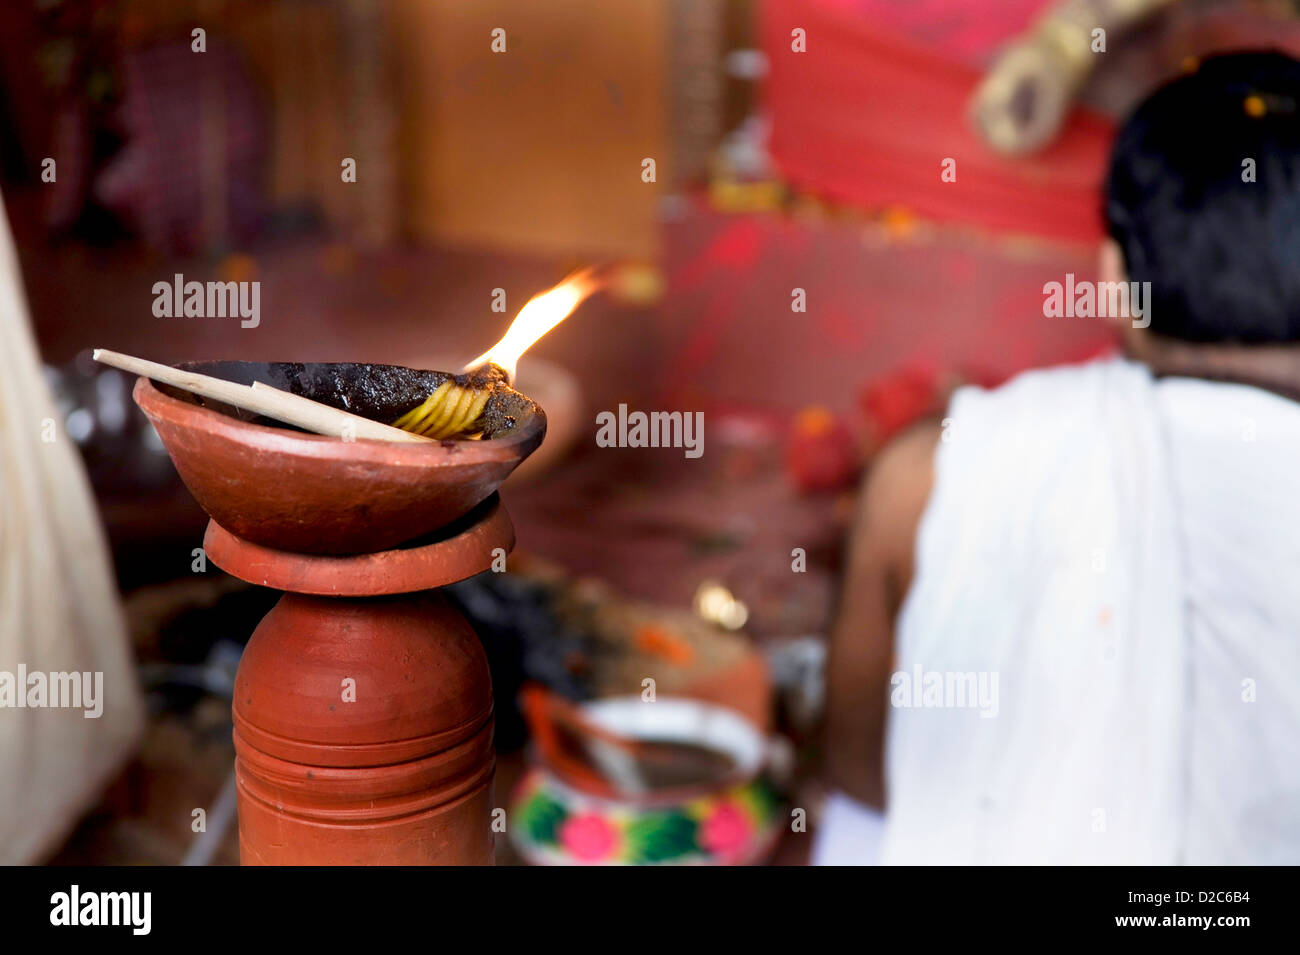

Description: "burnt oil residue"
165 361 537 438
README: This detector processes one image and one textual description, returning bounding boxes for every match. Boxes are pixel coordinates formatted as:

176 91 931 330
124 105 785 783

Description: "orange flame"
463 268 601 381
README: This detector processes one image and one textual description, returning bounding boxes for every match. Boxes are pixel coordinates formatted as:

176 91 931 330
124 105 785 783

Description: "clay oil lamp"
109 271 599 865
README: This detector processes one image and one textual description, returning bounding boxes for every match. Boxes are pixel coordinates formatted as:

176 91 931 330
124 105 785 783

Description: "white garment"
1157 377 1300 864
880 357 1300 864
811 791 886 866
0 195 143 862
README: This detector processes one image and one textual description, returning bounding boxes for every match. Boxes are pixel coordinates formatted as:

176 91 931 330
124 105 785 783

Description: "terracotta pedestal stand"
134 362 546 866
202 496 511 865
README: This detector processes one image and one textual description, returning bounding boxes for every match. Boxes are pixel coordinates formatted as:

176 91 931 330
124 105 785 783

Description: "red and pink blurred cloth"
49 40 267 254
761 0 1113 243
791 0 1047 62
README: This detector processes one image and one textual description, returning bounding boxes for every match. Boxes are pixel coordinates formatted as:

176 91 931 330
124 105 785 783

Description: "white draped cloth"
0 196 143 863
878 357 1300 865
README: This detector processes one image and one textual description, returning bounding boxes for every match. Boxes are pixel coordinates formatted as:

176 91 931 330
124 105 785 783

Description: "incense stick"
93 349 433 443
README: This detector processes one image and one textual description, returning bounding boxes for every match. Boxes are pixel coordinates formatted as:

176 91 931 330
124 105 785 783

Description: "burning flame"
463 268 601 382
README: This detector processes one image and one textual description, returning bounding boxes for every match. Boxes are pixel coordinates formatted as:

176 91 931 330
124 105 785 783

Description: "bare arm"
824 420 940 808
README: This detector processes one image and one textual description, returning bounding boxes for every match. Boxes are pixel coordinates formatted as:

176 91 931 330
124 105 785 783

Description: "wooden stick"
93 349 433 443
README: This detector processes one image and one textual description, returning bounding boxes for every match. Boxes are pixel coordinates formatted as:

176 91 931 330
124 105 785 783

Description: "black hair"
1105 51 1300 343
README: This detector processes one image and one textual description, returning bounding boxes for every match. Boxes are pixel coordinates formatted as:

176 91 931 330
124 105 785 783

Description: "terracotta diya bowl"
510 696 783 866
134 361 546 555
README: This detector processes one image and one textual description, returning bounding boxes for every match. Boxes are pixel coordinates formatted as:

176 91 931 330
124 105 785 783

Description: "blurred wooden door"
389 0 669 260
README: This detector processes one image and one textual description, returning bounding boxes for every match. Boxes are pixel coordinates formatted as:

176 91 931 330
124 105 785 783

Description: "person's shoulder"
980 355 1148 403
945 356 1152 443
868 418 942 496
860 418 942 593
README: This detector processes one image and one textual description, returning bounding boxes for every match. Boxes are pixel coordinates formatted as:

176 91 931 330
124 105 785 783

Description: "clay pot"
234 591 496 865
129 361 541 864
214 495 516 865
133 361 545 555
510 696 783 866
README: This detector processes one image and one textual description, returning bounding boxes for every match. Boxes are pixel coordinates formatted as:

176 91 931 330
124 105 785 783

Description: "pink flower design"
559 813 618 863
700 802 753 860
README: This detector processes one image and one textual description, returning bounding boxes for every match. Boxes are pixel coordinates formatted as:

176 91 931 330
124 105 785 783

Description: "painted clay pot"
510 697 782 866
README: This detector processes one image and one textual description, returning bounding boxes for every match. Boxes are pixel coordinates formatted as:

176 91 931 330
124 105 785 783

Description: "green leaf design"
520 791 568 845
737 779 779 822
625 811 699 864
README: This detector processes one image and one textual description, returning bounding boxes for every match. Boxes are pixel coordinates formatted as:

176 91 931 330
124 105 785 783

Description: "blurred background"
4 0 1300 865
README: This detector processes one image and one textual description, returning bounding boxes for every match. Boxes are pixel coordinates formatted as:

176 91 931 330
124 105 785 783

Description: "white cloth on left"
0 195 143 863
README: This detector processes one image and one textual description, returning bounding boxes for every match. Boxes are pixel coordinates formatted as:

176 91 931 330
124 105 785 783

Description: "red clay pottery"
511 694 782 865
135 361 545 555
133 362 541 865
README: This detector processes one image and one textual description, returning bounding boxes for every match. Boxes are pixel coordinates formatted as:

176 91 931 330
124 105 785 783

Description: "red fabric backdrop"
762 0 1115 243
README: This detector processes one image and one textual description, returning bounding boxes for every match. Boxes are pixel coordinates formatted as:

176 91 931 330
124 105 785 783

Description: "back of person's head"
1105 51 1300 344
